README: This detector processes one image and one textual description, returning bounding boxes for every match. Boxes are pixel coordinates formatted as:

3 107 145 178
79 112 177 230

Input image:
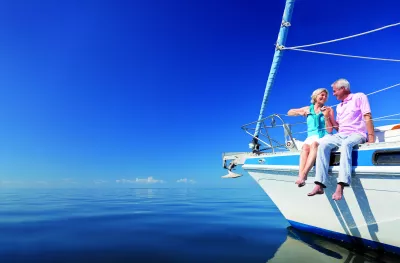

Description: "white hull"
246 168 400 253
223 120 400 253
268 227 400 262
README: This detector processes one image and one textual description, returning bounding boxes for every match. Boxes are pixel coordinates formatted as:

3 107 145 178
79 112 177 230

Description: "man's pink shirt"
336 93 371 138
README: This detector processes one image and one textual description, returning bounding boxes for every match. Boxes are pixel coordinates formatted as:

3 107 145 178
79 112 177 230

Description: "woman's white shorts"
303 135 322 146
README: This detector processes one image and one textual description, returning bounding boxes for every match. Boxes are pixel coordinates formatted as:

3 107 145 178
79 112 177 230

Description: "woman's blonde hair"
310 88 328 103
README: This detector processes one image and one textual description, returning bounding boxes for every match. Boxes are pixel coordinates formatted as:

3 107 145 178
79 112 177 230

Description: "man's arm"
329 108 339 131
324 107 339 131
364 113 375 143
322 107 336 133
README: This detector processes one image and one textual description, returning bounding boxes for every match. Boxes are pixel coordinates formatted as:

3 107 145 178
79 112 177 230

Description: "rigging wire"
285 48 400 62
255 22 400 139
285 22 400 50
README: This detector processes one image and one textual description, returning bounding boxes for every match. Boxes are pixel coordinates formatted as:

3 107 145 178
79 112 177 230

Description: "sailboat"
222 0 400 254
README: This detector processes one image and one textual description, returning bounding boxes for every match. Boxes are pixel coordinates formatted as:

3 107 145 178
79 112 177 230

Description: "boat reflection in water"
267 227 400 263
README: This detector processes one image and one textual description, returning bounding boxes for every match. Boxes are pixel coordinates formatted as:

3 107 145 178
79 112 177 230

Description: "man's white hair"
310 88 328 103
331 78 350 91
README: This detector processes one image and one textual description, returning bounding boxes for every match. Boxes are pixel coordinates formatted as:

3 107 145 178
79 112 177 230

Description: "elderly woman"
287 88 334 187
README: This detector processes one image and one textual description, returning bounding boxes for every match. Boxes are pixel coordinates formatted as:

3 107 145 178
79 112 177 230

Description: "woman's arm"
287 106 309 117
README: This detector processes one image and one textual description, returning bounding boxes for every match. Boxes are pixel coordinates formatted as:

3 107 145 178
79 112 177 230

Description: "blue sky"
0 0 399 188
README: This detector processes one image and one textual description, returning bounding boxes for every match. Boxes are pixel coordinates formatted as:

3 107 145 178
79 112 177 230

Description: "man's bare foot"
307 184 324 196
332 184 344 201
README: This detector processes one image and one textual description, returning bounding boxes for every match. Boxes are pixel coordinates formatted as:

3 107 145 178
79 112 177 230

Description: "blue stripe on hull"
246 154 299 165
288 220 400 255
245 148 400 166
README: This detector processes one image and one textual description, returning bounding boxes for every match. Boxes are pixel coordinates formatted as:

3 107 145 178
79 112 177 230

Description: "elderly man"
308 78 375 200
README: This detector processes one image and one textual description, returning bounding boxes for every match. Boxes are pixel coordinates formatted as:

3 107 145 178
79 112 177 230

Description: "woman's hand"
321 106 331 117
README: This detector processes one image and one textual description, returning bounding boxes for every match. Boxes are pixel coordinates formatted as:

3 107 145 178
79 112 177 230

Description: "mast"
251 0 295 151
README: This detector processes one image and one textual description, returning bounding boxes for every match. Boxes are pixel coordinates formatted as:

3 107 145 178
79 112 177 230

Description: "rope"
373 119 400 122
325 82 400 108
285 22 400 50
286 48 400 62
366 83 400 96
270 82 400 133
250 113 400 147
371 113 400 120
290 112 400 136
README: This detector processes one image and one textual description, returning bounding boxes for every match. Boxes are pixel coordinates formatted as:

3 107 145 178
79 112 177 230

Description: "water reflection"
267 227 400 263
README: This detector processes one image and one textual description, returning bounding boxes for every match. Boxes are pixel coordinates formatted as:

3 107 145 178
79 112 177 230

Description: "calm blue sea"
0 187 399 263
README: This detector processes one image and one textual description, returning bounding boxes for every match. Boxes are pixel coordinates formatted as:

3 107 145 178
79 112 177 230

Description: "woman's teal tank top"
306 104 328 138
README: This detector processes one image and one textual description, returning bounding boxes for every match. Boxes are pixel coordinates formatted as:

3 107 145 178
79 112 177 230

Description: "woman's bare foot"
307 184 324 196
295 174 307 187
332 184 344 201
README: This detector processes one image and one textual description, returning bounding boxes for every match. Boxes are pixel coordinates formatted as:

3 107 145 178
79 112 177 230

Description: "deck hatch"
329 152 341 166
372 149 400 165
328 151 361 166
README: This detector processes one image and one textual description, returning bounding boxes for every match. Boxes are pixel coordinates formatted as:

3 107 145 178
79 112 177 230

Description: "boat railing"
241 113 304 153
242 113 400 154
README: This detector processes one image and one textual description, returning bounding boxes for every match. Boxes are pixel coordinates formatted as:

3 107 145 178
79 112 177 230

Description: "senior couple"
288 78 375 201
